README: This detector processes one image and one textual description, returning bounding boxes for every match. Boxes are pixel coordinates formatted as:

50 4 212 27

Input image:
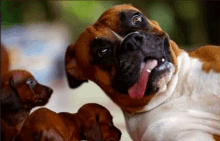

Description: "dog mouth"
113 31 174 99
35 98 48 105
128 56 172 99
35 89 53 105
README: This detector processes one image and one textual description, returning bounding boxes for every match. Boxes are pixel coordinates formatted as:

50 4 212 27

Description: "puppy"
15 103 121 141
1 70 53 141
65 4 220 141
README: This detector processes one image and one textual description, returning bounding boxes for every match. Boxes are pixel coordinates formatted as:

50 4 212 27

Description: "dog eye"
26 78 35 86
97 48 108 57
133 15 142 24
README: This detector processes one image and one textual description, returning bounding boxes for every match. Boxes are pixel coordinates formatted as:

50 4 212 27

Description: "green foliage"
1 1 218 46
1 1 24 28
175 1 199 20
148 2 175 34
59 1 121 41
1 1 58 28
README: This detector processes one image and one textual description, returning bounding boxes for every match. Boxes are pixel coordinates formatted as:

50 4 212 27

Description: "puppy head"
1 70 53 112
77 103 121 141
65 4 181 113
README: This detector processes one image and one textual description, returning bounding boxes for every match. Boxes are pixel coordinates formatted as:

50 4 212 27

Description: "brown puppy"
1 70 53 141
65 4 220 141
15 103 121 141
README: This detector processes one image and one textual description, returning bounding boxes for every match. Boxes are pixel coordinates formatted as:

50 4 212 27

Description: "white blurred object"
2 22 71 84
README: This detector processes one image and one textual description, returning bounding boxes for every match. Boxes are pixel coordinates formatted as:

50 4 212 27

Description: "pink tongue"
128 60 158 99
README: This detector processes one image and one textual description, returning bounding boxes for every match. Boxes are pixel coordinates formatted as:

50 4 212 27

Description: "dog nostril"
134 35 143 43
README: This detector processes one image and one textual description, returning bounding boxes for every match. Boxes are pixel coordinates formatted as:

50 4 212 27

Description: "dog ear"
65 44 88 88
149 20 162 31
1 78 22 112
83 116 102 141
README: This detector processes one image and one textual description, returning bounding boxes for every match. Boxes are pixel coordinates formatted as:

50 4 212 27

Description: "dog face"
66 4 178 112
1 70 53 112
77 103 121 141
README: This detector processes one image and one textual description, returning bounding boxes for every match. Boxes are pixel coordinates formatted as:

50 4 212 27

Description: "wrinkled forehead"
12 71 32 81
75 23 119 48
96 5 141 30
98 4 141 21
95 4 162 34
74 4 162 52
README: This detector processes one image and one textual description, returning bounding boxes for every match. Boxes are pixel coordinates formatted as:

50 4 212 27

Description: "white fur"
124 52 220 141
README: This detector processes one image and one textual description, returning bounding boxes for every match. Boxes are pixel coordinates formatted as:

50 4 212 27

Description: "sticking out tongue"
128 59 158 99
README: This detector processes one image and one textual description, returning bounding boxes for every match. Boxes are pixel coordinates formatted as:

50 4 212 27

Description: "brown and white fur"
65 4 220 140
125 46 220 141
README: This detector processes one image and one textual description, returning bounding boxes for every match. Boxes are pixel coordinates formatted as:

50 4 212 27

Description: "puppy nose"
44 86 53 94
120 32 144 53
48 88 53 94
117 129 122 139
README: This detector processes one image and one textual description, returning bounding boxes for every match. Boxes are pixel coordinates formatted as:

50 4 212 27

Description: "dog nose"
48 88 53 94
119 32 144 53
44 86 53 95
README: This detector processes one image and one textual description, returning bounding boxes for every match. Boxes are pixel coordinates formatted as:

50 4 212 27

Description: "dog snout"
41 85 53 98
115 127 122 140
46 87 53 95
119 32 144 53
106 127 121 141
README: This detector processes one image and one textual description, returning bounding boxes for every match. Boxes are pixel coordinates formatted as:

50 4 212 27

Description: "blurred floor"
1 22 132 141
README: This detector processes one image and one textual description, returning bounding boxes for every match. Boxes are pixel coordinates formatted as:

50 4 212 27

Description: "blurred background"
1 1 220 140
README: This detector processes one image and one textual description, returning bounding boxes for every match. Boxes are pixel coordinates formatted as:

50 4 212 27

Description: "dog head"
65 4 182 113
1 70 53 112
77 103 121 141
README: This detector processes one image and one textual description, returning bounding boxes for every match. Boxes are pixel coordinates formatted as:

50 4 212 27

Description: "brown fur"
188 45 220 73
213 135 220 141
15 104 121 141
97 4 141 33
65 4 220 139
1 44 10 79
1 70 53 141
65 4 183 114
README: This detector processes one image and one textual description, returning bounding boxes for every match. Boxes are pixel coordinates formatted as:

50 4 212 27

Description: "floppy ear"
65 44 88 88
1 78 22 112
83 116 102 141
149 20 162 31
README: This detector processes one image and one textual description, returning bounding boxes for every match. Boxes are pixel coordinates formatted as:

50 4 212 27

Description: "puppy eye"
26 78 35 86
97 48 109 57
133 15 142 24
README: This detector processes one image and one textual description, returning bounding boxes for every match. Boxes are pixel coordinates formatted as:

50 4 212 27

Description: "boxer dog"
1 70 53 141
65 4 220 141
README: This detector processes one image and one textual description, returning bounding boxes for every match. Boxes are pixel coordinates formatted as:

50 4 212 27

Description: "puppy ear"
65 44 88 88
83 116 102 141
1 78 22 112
